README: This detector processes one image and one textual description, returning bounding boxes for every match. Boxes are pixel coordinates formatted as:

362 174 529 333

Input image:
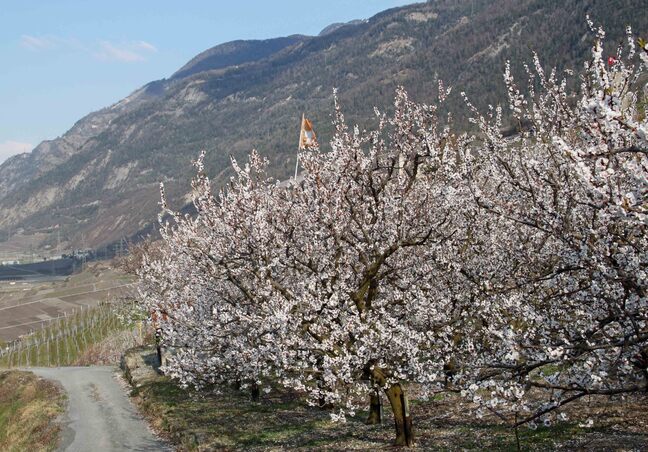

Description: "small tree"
139 153 291 393
259 86 479 446
140 84 480 446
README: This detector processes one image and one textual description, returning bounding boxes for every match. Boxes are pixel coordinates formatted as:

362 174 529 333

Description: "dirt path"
29 366 171 452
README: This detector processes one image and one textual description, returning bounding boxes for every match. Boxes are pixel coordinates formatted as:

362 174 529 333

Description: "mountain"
318 20 365 37
1 0 646 251
171 36 307 80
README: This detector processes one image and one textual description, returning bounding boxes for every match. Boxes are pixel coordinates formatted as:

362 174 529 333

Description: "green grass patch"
132 373 375 450
0 370 66 452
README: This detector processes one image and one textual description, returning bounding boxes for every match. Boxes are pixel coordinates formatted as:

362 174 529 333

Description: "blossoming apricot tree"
456 22 647 426
138 23 647 446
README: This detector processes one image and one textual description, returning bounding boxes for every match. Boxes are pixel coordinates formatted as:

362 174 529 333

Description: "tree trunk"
369 365 414 446
155 328 163 366
251 382 260 402
318 393 333 409
366 389 383 425
384 383 414 447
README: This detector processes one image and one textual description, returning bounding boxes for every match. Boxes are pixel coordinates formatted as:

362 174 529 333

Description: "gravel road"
29 366 171 452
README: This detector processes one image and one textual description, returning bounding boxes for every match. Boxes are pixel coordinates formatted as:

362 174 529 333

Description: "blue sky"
0 0 414 163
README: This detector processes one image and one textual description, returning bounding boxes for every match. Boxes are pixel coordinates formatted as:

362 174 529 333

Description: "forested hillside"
0 0 645 250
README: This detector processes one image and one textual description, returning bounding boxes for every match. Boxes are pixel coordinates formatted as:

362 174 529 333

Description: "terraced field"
0 263 136 342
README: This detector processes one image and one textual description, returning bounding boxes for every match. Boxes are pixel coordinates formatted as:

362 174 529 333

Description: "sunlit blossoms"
138 23 647 446
457 21 647 425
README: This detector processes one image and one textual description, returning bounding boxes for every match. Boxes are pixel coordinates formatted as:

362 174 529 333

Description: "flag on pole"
299 113 318 150
295 113 317 179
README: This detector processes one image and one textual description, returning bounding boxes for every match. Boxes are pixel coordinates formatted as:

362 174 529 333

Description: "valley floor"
0 262 135 342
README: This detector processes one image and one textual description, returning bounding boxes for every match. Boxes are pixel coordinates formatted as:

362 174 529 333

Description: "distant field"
0 263 135 342
0 231 60 262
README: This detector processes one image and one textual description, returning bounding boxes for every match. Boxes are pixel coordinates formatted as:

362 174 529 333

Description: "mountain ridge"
1 0 646 251
171 35 309 80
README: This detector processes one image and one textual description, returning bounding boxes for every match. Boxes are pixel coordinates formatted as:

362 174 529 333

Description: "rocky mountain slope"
1 0 646 250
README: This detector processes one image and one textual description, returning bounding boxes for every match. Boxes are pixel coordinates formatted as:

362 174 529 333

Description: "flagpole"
294 154 299 180
295 113 304 180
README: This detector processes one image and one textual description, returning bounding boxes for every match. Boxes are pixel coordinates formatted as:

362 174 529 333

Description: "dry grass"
0 370 66 452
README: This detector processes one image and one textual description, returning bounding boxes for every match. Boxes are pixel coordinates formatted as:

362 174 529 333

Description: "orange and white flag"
299 114 318 150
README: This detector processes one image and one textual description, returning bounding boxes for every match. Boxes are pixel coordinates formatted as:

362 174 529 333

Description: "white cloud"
0 141 33 164
20 35 157 63
20 35 84 51
135 40 158 53
96 41 144 62
95 40 157 63
20 34 58 50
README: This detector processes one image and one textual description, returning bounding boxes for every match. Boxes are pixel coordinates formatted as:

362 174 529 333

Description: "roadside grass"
125 349 648 451
0 370 66 452
131 377 383 450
